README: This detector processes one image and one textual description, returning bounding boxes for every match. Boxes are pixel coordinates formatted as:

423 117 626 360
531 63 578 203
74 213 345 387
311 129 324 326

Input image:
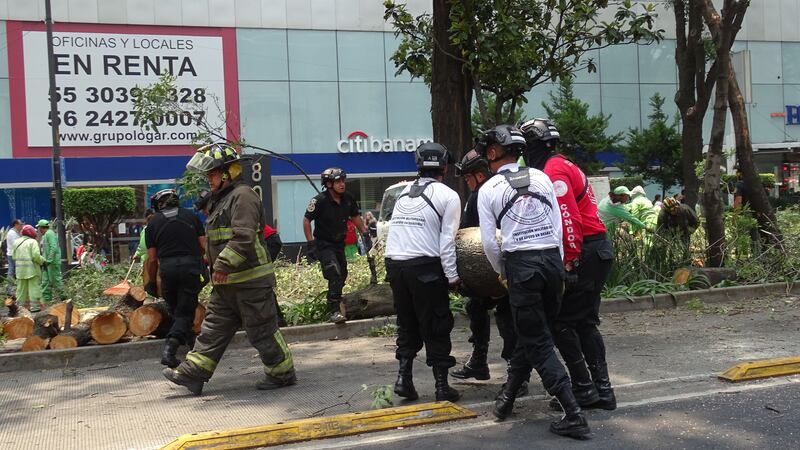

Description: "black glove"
144 281 158 298
564 270 580 292
361 232 373 253
306 240 317 262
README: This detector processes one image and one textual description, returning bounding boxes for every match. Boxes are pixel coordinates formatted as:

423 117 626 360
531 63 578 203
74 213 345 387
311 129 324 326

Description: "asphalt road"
298 379 800 450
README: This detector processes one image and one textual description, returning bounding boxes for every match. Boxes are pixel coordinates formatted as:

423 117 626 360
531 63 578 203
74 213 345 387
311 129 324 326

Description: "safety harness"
397 180 443 227
495 168 553 228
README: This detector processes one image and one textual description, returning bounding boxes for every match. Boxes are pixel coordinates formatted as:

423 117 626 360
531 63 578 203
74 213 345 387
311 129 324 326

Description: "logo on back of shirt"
553 180 569 198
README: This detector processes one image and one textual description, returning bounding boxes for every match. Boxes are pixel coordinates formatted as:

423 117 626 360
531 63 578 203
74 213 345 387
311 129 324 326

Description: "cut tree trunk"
90 311 128 344
193 303 206 334
49 324 92 349
47 302 81 330
455 227 507 299
1 299 33 340
673 267 737 287
342 284 395 320
21 313 60 351
129 301 173 337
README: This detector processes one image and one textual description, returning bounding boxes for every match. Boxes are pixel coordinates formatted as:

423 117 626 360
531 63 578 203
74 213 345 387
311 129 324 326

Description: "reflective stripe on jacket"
206 181 275 285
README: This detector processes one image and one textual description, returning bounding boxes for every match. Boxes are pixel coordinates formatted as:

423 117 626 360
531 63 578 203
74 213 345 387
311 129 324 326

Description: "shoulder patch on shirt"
553 180 569 198
306 198 317 213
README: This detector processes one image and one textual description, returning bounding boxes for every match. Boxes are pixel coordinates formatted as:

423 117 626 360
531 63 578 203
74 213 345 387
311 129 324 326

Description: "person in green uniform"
133 209 156 264
37 219 64 304
628 186 658 231
12 225 46 311
597 186 646 236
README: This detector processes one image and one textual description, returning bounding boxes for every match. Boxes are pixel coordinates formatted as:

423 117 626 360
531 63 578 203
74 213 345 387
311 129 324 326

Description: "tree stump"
90 312 128 344
673 266 738 288
193 303 206 334
455 227 507 299
129 301 173 337
1 298 33 340
49 324 92 349
342 283 395 320
21 313 60 352
47 302 81 330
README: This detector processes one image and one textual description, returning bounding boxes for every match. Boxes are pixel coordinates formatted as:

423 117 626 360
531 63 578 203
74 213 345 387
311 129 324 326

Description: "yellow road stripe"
161 401 476 450
718 356 800 382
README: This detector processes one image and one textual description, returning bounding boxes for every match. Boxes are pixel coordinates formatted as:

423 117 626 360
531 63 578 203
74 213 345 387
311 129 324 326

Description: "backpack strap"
398 181 443 222
495 168 553 228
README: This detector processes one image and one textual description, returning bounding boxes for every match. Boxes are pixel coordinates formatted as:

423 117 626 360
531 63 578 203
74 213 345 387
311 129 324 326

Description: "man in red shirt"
520 119 617 412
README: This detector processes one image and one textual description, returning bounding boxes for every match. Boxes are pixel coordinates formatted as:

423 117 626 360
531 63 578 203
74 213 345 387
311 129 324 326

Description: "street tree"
543 76 621 174
700 0 749 267
384 0 662 172
62 187 136 253
621 93 682 196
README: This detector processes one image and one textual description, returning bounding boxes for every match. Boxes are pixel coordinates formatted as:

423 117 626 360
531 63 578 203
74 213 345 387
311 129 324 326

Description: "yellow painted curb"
719 356 800 382
161 401 477 450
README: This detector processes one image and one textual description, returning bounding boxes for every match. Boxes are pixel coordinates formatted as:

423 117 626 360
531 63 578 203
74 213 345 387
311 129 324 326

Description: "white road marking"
293 375 800 450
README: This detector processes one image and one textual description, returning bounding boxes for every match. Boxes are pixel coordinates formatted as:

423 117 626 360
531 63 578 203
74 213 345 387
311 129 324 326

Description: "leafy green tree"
63 188 136 252
542 77 621 174
621 93 682 196
470 94 526 139
384 0 662 168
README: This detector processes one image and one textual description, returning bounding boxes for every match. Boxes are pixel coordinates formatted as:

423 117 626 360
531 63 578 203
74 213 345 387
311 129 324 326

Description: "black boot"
588 362 617 410
433 366 460 402
162 368 204 396
549 360 600 411
394 357 419 400
160 338 181 368
492 370 526 420
451 343 490 380
549 385 591 439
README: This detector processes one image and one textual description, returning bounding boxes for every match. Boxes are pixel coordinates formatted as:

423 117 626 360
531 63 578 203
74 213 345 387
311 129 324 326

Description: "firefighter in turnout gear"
385 142 462 403
303 167 371 324
163 143 295 395
521 118 617 413
451 149 528 397
476 124 590 438
144 189 206 369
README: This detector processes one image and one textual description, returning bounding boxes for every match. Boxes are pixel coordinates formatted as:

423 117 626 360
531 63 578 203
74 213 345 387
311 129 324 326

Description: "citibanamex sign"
337 131 432 153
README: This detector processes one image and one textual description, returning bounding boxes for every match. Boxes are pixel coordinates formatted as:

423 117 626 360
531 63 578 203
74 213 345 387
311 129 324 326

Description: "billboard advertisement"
7 22 240 158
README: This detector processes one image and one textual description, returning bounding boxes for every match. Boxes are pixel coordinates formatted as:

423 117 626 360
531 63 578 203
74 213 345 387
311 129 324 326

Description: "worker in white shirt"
384 142 462 403
476 124 590 439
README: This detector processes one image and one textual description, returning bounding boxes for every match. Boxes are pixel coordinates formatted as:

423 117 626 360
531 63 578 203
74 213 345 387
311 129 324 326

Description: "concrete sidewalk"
1 294 798 450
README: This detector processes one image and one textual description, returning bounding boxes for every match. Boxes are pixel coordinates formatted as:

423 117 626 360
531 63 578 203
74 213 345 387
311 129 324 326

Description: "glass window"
237 29 288 81
288 30 338 81
749 42 782 85
638 84 680 128
384 33 413 82
290 81 340 152
521 84 554 121
0 22 7 78
782 43 800 84
638 41 677 84
599 45 639 84
276 179 321 243
572 83 603 116
338 31 385 82
750 84 785 143
386 83 432 138
573 49 600 84
600 83 641 136
238 81 292 154
0 83 10 158
339 82 388 139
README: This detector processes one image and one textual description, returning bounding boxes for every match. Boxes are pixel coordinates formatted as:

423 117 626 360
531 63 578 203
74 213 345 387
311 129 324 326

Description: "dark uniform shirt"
145 207 205 259
460 190 480 229
305 190 360 244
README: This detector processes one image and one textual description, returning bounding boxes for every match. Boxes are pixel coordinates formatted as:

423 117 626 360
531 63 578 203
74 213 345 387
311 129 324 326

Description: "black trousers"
317 240 347 310
553 236 614 370
504 248 570 395
387 258 456 368
465 295 516 361
159 256 202 345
